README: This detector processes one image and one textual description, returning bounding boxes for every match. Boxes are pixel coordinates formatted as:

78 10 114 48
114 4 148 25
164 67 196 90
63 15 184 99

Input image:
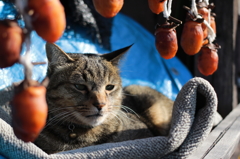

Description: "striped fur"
34 43 173 154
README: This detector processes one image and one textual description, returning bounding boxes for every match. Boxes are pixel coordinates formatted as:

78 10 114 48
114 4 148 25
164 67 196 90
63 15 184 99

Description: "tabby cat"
34 43 174 154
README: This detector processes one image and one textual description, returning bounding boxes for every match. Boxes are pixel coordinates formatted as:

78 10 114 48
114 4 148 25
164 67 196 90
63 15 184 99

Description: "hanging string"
167 0 173 16
190 0 216 43
15 0 33 80
15 0 32 29
202 0 215 43
204 0 209 5
204 20 216 43
207 8 211 23
163 0 173 19
19 48 33 81
191 0 198 17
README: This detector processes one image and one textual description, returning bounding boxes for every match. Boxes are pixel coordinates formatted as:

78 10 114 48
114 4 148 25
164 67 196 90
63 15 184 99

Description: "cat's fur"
34 43 173 154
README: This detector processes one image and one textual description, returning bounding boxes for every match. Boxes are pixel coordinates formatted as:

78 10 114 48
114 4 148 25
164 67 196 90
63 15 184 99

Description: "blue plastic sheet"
0 2 192 101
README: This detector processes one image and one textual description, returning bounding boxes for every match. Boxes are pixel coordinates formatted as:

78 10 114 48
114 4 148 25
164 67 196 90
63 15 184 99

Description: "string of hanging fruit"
0 0 219 142
0 0 66 142
152 0 220 76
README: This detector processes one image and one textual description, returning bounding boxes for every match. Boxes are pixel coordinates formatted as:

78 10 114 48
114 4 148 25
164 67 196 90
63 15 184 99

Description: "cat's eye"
74 84 87 91
106 85 114 91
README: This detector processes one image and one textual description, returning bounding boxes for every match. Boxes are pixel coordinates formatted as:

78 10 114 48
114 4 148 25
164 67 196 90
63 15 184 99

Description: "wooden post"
195 0 239 118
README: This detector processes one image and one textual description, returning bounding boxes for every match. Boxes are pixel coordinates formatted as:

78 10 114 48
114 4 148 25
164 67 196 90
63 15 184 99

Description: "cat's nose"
93 102 106 111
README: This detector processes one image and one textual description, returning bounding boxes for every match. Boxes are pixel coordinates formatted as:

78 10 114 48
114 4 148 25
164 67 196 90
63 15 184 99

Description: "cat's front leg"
122 85 174 136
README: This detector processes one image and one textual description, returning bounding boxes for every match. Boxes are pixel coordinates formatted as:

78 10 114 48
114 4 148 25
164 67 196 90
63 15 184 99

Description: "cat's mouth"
85 113 103 118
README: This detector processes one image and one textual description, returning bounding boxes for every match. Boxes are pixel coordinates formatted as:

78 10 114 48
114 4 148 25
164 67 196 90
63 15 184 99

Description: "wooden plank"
188 105 240 159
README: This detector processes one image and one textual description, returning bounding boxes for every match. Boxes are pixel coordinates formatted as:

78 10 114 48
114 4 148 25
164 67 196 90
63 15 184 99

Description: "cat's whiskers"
48 107 69 113
45 113 68 128
122 93 137 97
117 110 139 123
107 106 134 124
110 111 124 126
65 105 87 108
48 112 75 128
55 112 74 125
119 106 130 113
58 112 77 127
107 105 140 124
47 112 74 128
46 111 74 128
121 105 140 118
111 105 140 118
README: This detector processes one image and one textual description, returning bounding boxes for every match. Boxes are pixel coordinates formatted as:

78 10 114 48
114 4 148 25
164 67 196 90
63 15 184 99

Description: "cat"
34 43 174 154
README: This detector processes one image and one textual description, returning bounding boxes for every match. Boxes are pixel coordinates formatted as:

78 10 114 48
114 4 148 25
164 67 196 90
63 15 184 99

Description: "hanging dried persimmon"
0 20 24 68
93 0 124 18
155 22 178 59
197 2 209 31
197 43 220 76
180 18 204 55
148 0 166 14
12 79 48 142
27 0 66 43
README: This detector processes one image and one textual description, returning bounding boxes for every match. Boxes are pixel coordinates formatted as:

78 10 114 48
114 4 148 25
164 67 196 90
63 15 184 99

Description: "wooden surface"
188 105 240 159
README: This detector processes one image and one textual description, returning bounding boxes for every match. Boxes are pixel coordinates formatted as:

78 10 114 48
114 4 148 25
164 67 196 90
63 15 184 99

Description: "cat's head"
45 43 131 127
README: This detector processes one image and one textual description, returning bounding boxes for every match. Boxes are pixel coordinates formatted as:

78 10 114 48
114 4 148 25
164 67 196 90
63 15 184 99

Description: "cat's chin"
74 114 108 127
87 116 106 127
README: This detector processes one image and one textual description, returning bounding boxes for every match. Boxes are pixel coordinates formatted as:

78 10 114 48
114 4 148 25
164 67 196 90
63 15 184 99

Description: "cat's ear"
45 42 75 65
102 44 133 66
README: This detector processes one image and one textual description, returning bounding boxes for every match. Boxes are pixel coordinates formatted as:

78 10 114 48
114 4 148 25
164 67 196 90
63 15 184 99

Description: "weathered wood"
188 105 240 159
195 0 239 118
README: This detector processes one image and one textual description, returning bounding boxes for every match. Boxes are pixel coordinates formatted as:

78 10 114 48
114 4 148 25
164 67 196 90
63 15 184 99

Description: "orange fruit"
93 0 124 18
181 20 204 55
0 20 23 68
155 25 178 59
27 0 66 42
12 81 48 142
148 0 166 14
197 43 219 76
